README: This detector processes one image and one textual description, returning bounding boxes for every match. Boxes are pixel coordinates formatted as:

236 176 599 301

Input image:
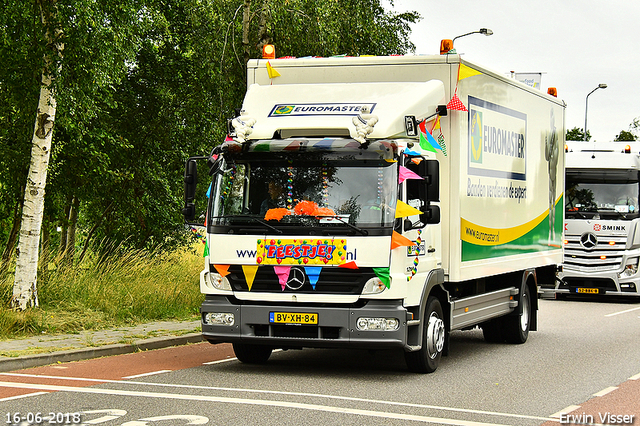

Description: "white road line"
122 370 172 379
604 306 640 317
630 372 640 380
550 405 581 418
592 386 618 397
0 391 48 402
0 381 515 426
0 373 551 423
202 357 237 365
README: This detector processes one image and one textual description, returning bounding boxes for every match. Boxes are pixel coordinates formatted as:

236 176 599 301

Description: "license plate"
269 312 318 325
576 288 599 294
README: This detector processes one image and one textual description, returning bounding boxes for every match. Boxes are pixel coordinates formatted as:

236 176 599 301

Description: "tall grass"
0 244 205 339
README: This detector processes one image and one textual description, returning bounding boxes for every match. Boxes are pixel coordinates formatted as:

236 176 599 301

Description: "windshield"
565 170 640 218
208 139 398 235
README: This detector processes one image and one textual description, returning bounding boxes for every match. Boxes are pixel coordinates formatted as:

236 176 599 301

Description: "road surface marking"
202 358 237 365
604 306 640 317
0 373 551 423
123 370 172 379
592 386 617 397
0 391 48 402
550 405 581 418
0 381 522 426
630 372 640 380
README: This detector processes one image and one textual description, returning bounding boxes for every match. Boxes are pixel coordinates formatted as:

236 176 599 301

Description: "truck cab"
555 141 640 296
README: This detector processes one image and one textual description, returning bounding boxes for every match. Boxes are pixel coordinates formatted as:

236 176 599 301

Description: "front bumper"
552 269 640 297
200 296 408 350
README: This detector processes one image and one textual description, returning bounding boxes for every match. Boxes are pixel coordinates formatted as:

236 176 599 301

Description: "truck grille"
221 265 375 294
563 232 626 271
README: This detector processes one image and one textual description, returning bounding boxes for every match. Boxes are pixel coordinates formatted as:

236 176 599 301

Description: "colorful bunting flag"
458 63 482 81
395 200 423 218
372 267 391 289
447 92 468 111
273 266 291 291
266 61 281 79
419 131 436 152
203 240 210 257
402 148 421 157
304 266 322 290
391 231 414 249
214 264 230 277
338 261 359 269
242 265 258 291
398 166 423 184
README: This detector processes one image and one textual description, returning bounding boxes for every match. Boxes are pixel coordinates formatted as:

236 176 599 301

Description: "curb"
0 333 204 373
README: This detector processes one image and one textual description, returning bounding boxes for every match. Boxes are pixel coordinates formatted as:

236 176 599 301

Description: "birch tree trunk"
11 0 63 310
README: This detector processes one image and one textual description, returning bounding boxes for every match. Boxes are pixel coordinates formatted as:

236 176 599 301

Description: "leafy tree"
566 127 591 141
614 130 637 141
2 0 420 309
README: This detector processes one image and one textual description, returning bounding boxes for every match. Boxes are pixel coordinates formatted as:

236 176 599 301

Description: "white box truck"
552 141 640 297
182 52 565 372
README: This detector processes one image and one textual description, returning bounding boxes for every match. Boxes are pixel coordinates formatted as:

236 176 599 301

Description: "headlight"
209 272 232 291
356 317 399 331
619 258 638 278
362 277 386 295
204 312 235 326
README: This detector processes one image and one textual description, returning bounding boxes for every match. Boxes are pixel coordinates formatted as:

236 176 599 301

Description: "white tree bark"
11 0 62 310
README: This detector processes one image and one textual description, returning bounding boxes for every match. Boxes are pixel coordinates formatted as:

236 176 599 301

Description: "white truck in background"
553 141 640 297
182 51 565 372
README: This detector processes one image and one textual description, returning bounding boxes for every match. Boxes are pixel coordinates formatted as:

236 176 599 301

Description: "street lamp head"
598 83 608 89
480 28 494 36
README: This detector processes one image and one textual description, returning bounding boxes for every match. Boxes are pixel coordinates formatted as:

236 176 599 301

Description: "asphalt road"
1 298 639 426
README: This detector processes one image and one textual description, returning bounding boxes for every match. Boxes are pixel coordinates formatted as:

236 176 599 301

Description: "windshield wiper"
211 215 283 234
316 215 369 235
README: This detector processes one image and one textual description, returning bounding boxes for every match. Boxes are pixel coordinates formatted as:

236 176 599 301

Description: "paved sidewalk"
0 320 203 372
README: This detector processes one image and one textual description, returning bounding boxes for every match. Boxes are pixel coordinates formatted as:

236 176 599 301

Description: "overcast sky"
389 0 638 142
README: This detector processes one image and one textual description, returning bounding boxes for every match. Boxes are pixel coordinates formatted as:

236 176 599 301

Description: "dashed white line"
592 386 618 397
122 370 172 379
604 306 640 317
550 405 581 418
629 372 640 380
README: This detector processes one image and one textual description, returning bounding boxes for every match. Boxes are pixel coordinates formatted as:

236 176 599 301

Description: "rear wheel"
405 296 445 373
503 284 531 344
232 343 273 364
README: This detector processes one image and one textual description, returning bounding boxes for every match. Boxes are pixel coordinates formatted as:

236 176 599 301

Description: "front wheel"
404 296 446 373
232 343 273 364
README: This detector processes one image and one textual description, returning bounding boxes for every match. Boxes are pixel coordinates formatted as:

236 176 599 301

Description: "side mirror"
418 159 439 202
420 205 440 224
183 159 198 222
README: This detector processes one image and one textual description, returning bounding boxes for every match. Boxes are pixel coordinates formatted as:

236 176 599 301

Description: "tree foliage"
614 130 637 142
566 127 591 142
0 0 420 275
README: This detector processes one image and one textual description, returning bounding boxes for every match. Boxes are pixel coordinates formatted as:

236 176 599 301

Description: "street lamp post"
452 28 493 49
584 84 607 141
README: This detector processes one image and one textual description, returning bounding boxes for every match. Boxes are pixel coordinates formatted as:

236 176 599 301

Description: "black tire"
503 284 532 344
404 296 446 373
481 318 504 343
232 343 273 364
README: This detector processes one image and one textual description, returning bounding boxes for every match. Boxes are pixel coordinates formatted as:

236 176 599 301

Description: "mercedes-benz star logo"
286 267 306 290
580 232 598 250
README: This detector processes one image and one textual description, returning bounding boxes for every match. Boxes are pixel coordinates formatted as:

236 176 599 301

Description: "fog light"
356 317 399 331
204 312 235 326
362 277 386 295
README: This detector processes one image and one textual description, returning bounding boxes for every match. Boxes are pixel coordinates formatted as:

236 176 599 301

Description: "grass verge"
0 244 205 339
